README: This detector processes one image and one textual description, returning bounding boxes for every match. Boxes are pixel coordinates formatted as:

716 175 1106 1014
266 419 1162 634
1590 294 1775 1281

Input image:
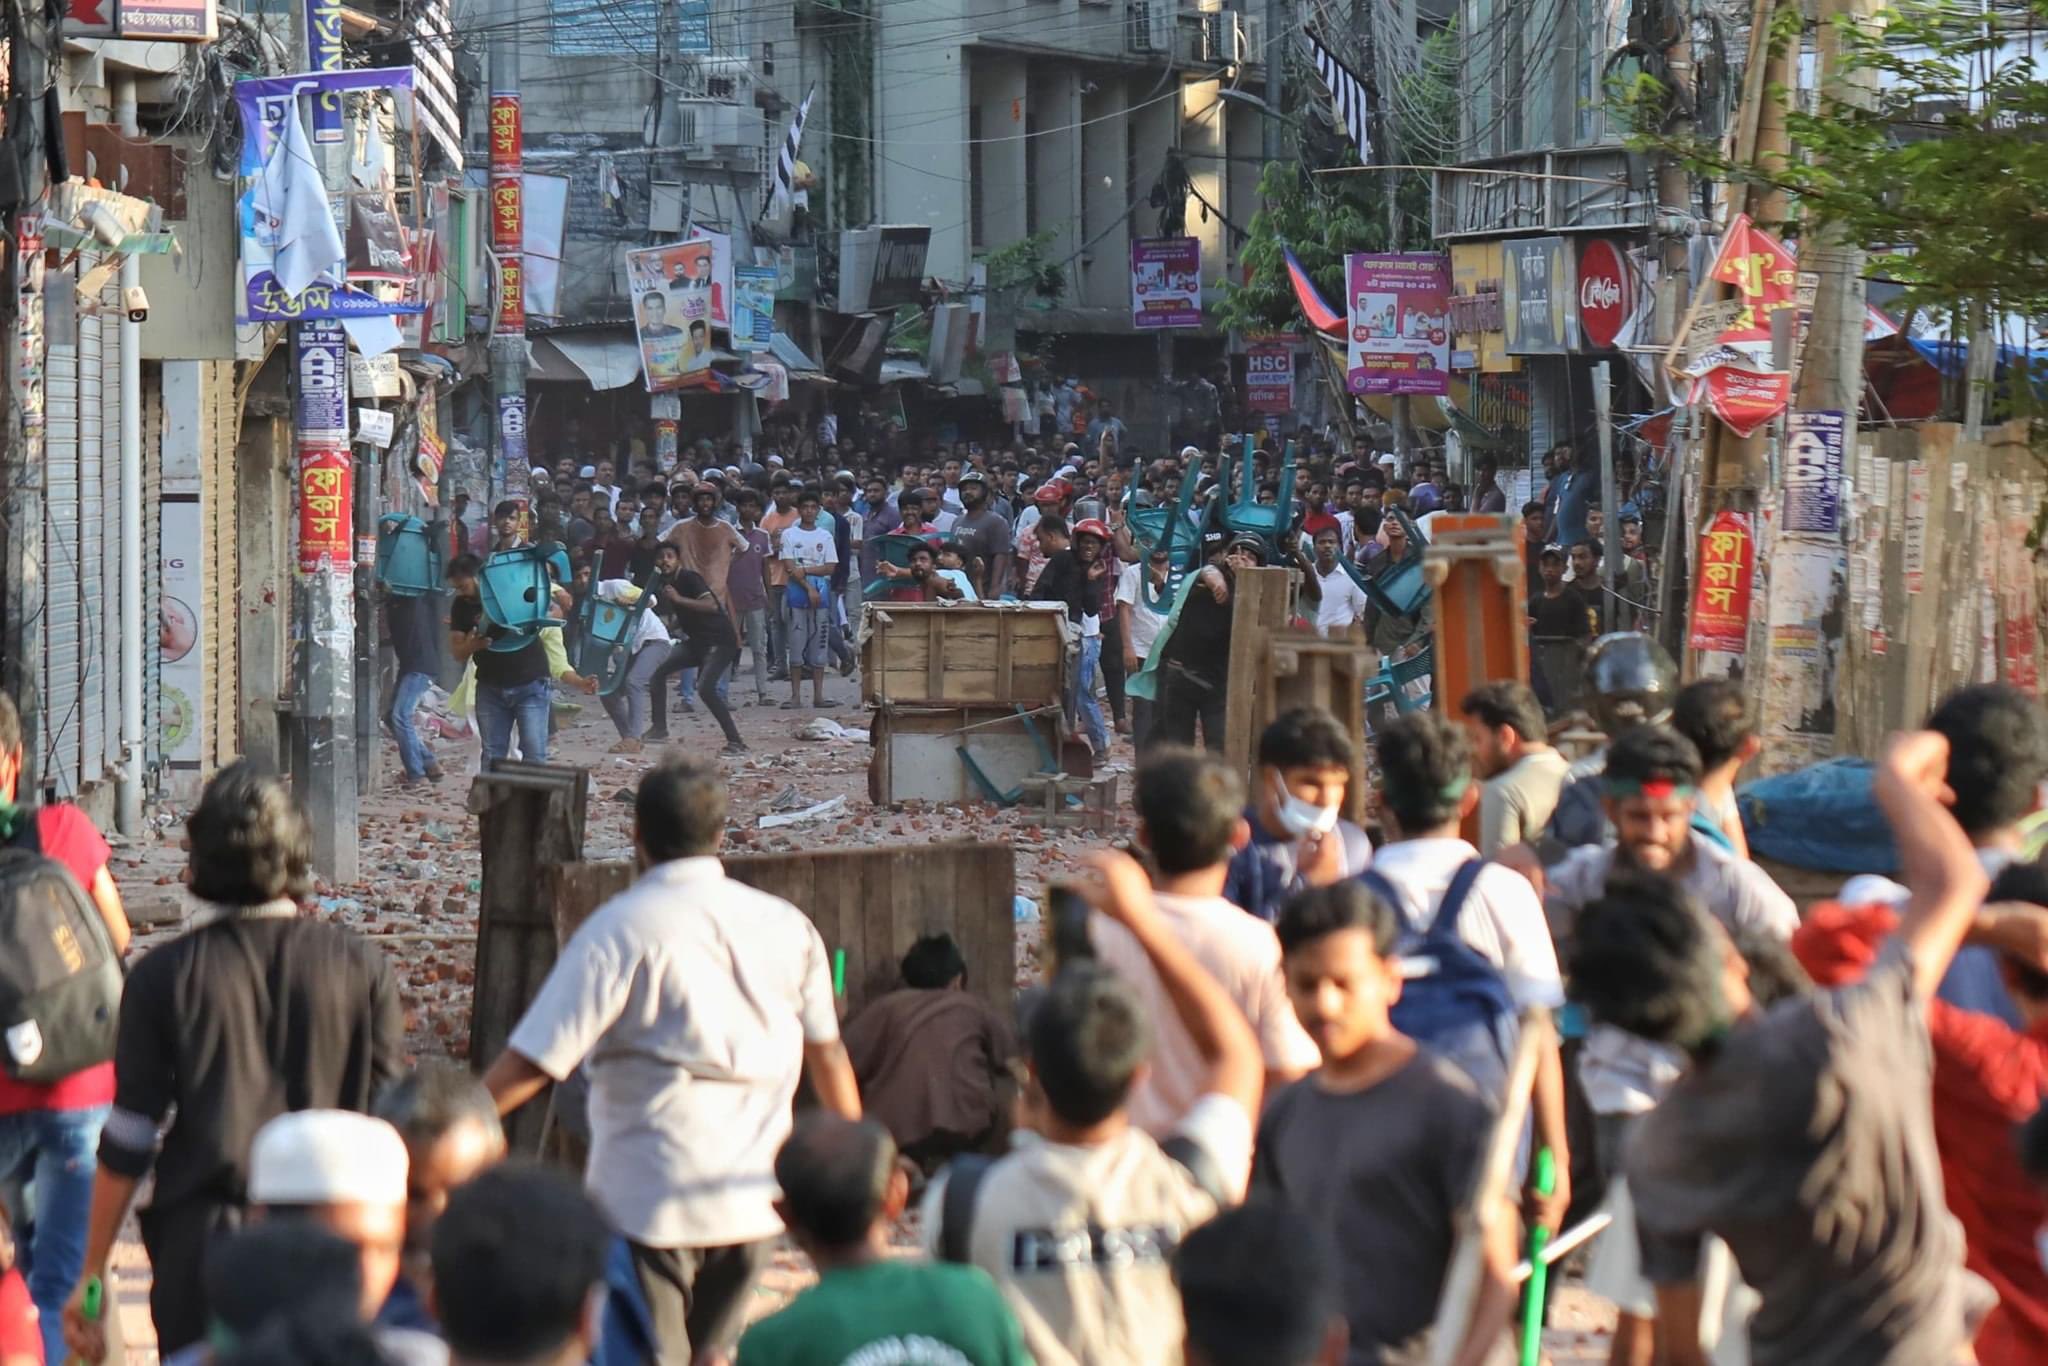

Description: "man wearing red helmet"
1032 516 1113 754
1015 480 1070 595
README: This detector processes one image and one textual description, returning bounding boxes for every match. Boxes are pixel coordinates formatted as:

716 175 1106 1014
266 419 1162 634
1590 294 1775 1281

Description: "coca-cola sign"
1577 238 1631 349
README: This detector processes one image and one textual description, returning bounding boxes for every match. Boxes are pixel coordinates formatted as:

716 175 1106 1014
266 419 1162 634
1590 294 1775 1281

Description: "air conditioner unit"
1127 0 1173 52
1234 12 1264 65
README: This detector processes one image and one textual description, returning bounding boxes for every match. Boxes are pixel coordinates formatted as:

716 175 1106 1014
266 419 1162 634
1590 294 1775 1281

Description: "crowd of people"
6 639 2048 1366
411 424 1661 775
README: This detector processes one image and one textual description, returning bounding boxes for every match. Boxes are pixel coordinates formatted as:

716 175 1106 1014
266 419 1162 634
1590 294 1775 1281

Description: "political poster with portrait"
684 226 735 327
733 265 776 352
1344 253 1451 396
626 240 722 391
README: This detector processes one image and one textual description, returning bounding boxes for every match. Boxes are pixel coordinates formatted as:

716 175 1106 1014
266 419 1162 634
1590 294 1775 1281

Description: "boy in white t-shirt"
778 487 838 710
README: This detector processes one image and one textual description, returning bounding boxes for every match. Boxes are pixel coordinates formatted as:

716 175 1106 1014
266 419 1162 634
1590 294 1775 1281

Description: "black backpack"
0 813 123 1083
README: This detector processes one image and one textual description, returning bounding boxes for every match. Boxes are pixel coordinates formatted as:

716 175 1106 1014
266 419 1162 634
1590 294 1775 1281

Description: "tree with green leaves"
1215 27 1455 337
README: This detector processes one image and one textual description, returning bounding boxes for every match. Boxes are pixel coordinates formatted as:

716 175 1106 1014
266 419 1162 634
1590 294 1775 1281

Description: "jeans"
603 643 667 740
386 670 435 777
1099 617 1128 727
694 641 745 746
736 607 769 697
1071 636 1109 752
477 676 552 764
0 1104 108 1365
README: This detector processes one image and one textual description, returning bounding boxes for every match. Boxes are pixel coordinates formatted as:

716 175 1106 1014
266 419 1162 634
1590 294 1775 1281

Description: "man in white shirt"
1089 750 1319 1186
1116 548 1173 746
587 574 673 754
922 848 1263 1366
1301 527 1367 638
1364 711 1572 1237
484 758 861 1366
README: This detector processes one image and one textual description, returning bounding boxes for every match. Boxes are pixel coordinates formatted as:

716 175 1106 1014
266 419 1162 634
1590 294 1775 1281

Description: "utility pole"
488 36 529 526
1261 0 1286 167
1794 0 1875 424
2 4 54 796
293 0 360 880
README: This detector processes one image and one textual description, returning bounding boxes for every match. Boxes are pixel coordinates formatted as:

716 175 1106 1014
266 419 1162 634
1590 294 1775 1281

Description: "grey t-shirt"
1252 1053 1494 1365
1627 940 1984 1366
1477 747 1572 856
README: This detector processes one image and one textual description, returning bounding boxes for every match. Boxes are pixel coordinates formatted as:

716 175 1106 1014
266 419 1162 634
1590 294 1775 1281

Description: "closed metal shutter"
41 314 85 798
206 363 240 764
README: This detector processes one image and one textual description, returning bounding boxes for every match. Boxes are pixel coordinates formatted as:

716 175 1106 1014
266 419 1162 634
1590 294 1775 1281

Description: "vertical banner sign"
625 241 721 389
1782 411 1845 535
1244 345 1295 413
497 394 529 480
1688 510 1755 652
489 92 524 337
159 500 205 765
305 0 346 144
295 319 353 570
1129 237 1202 329
1345 253 1451 395
732 264 777 351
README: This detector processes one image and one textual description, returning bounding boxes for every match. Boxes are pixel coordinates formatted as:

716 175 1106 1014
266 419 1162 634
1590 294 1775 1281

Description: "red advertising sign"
297 447 353 570
1696 365 1792 438
497 256 525 335
489 178 522 252
1688 510 1754 653
488 95 522 181
1707 214 1797 347
1576 239 1631 350
1244 345 1295 414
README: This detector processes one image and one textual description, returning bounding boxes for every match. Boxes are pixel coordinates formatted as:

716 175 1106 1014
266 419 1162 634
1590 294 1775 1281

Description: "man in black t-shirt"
646 542 747 753
1155 533 1259 753
448 553 558 764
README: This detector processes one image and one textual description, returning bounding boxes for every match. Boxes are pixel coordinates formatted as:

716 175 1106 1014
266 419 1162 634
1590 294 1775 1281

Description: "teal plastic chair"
570 584 655 696
374 515 443 596
1214 436 1299 555
1124 458 1205 611
478 544 571 651
1388 642 1434 712
862 532 939 598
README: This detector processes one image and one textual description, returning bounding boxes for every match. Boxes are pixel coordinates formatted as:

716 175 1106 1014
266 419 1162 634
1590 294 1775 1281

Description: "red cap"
1073 518 1112 542
1034 481 1069 505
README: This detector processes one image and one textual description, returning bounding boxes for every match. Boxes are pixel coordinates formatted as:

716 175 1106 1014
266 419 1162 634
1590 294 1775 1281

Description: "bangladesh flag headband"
1603 777 1696 800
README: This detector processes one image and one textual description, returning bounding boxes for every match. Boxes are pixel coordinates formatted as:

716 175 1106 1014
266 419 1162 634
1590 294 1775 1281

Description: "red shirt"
1302 510 1341 540
0 805 116 1115
1792 904 2048 1366
0 1269 40 1362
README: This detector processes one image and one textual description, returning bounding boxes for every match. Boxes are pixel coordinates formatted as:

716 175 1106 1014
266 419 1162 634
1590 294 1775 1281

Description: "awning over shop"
769 332 826 375
530 330 643 389
878 357 930 385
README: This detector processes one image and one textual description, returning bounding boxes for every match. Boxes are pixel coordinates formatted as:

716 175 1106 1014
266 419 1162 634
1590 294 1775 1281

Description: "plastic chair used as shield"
1214 435 1299 553
571 585 656 696
1124 459 1205 611
863 532 939 599
374 515 443 596
478 544 571 650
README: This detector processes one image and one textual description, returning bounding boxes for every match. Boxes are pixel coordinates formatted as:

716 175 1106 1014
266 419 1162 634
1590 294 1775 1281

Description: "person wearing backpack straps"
1362 712 1571 1240
0 691 131 1366
920 848 1263 1366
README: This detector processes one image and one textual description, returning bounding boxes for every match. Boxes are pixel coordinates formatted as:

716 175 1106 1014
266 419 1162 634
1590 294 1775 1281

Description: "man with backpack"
0 692 132 1365
1256 882 1518 1366
920 848 1263 1366
1359 712 1571 1237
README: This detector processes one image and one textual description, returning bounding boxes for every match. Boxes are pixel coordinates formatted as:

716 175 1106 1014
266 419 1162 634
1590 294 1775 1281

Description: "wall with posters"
1448 242 1516 374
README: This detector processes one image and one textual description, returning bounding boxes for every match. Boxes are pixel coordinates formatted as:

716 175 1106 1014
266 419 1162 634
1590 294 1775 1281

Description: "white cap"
767 454 786 466
578 464 597 479
530 465 548 478
1179 445 1202 460
1376 453 1399 469
249 1110 409 1208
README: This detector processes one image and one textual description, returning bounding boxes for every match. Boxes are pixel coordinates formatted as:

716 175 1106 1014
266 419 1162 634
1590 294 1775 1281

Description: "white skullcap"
1180 446 1202 460
249 1110 409 1207
578 464 597 479
767 454 786 466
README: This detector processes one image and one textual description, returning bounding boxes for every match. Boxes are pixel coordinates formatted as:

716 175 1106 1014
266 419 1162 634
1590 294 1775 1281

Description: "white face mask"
1272 774 1341 840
